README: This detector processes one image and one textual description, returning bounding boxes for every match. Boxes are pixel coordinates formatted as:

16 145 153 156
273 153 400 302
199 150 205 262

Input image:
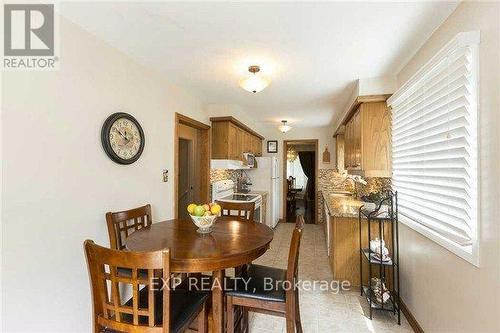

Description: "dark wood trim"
282 139 319 224
178 113 211 130
209 116 264 140
174 113 211 219
334 94 391 136
400 298 425 333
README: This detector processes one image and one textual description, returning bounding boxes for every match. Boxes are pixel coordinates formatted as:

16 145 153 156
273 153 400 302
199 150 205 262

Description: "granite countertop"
323 191 390 219
323 192 364 218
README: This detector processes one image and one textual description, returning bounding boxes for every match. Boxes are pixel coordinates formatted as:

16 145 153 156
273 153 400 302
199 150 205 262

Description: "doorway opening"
174 113 210 219
282 140 318 224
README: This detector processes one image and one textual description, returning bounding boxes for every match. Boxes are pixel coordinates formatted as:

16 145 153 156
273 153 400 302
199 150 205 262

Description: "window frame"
388 31 481 266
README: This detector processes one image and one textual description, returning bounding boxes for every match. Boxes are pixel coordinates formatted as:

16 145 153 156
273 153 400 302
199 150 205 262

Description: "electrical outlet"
162 169 168 182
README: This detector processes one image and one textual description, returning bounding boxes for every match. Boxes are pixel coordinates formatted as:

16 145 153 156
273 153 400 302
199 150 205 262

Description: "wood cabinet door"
361 102 392 176
235 127 246 161
211 122 228 159
228 123 239 160
255 137 262 156
353 109 362 168
250 135 257 155
335 134 345 171
344 122 349 168
344 120 353 168
252 136 262 156
243 131 252 153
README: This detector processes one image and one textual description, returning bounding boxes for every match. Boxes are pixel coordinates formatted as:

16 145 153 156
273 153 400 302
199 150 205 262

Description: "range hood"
211 159 251 170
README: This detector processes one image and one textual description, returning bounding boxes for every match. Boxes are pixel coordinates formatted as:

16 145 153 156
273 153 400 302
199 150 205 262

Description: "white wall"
1 16 207 332
395 2 500 332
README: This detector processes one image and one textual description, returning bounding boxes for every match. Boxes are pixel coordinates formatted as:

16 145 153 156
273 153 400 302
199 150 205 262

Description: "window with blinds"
387 31 479 265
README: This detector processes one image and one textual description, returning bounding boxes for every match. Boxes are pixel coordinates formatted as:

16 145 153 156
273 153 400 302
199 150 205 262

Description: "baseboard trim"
400 298 424 333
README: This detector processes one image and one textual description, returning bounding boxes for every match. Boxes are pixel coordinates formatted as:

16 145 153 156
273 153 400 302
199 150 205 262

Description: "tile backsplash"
210 169 242 183
317 169 391 224
209 169 242 201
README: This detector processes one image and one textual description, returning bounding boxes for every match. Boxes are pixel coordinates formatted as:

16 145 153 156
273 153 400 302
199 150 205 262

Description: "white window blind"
387 31 479 265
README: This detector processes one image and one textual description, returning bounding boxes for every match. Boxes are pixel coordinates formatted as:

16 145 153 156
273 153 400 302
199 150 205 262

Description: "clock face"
109 118 141 160
101 113 145 164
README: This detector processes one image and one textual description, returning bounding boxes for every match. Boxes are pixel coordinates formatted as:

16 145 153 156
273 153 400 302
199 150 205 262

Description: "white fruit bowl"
189 214 218 234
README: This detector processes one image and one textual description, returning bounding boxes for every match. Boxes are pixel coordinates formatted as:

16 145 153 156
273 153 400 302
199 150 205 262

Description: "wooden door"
178 138 192 220
178 124 200 219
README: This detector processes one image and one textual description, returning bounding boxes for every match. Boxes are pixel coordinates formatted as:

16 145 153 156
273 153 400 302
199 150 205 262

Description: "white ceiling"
61 1 458 127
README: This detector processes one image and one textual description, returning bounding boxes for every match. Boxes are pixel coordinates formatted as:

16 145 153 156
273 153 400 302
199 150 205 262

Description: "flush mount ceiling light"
279 120 292 133
239 65 270 93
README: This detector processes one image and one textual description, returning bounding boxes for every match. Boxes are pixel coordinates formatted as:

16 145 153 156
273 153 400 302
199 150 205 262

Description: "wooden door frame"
282 139 319 224
174 113 211 219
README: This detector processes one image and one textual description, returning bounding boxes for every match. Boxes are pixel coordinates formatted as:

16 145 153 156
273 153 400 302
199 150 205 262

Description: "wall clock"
101 112 145 164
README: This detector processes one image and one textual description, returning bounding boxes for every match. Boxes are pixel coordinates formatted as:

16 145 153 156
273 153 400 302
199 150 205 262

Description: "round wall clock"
101 112 145 164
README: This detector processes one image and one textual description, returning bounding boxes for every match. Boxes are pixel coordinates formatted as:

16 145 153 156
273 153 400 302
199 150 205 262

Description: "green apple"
194 205 206 217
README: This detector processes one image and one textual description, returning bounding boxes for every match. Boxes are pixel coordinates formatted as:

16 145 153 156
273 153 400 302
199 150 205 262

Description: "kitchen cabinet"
210 117 264 160
251 135 263 156
327 215 393 287
228 123 240 160
335 134 345 172
342 101 391 177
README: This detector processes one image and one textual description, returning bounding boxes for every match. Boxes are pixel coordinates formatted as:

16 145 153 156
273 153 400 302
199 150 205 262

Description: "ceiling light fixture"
287 147 298 162
279 120 292 133
239 65 270 93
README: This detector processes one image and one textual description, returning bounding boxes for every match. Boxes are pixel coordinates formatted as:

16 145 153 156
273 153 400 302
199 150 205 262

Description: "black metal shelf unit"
358 191 400 324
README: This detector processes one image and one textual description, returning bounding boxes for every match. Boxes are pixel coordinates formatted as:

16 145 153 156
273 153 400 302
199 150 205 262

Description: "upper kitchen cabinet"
210 116 264 160
335 98 391 177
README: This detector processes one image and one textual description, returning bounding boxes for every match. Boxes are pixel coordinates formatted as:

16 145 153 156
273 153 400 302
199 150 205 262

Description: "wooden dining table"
124 217 274 333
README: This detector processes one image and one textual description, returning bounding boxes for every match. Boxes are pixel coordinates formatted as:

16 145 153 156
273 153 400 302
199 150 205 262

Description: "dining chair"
215 201 255 222
84 240 209 333
106 204 152 250
225 216 305 333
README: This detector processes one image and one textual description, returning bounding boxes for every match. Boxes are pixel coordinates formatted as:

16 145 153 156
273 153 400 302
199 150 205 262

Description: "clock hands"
117 128 130 143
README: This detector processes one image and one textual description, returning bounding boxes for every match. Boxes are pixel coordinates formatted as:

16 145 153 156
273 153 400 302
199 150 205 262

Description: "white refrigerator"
249 157 280 228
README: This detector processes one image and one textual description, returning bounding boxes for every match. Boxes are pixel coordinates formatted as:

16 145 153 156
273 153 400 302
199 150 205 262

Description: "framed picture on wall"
267 140 278 153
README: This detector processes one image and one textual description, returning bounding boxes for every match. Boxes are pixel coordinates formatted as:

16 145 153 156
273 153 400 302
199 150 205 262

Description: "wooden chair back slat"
215 201 255 222
286 216 304 284
106 204 152 250
148 268 155 327
84 240 169 333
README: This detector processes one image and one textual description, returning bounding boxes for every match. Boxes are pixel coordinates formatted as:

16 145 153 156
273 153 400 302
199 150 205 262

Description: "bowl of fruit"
187 203 222 234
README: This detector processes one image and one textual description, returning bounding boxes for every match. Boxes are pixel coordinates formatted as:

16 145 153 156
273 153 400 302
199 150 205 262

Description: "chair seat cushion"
225 264 287 302
113 286 208 333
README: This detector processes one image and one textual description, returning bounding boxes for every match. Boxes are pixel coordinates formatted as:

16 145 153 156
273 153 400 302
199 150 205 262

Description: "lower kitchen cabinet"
328 216 393 287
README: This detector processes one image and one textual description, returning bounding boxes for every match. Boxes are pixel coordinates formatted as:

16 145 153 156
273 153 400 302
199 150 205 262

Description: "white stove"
221 193 261 202
212 180 262 223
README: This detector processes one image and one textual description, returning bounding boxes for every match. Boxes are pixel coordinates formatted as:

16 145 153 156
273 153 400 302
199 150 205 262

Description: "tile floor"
248 222 413 333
